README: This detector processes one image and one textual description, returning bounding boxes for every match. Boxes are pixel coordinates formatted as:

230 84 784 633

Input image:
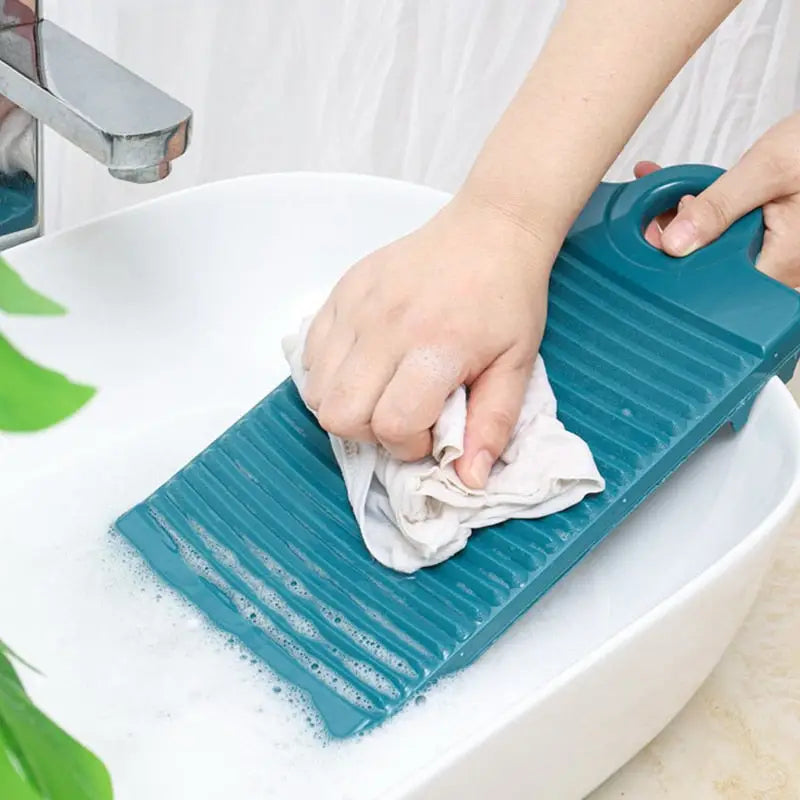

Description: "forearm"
462 0 742 244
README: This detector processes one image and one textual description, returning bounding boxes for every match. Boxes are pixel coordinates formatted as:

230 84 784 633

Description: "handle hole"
641 203 681 248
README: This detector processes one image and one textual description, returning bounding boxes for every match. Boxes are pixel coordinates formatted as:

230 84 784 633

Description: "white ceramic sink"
2 174 800 800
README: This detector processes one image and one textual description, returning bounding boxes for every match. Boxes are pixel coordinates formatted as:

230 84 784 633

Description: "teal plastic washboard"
114 165 800 737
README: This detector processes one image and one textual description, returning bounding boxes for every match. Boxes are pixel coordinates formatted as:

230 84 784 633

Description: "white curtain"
42 0 800 233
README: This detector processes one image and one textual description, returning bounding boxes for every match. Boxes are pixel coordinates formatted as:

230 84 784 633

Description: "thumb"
455 357 530 490
660 150 783 258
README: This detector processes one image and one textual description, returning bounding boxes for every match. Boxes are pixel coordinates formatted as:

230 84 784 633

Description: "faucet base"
109 163 171 184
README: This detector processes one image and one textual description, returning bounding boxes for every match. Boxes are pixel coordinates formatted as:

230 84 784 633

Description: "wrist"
451 180 568 266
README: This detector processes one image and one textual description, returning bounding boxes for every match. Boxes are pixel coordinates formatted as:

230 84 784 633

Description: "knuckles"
316 398 369 440
370 407 414 445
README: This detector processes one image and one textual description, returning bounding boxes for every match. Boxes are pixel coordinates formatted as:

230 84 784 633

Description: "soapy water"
0 407 724 800
167 527 392 709
181 520 415 694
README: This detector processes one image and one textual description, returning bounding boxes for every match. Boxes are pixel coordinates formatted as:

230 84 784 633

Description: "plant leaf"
0 258 65 316
0 670 113 800
0 333 95 432
0 651 24 698
0 642 39 686
0 746 40 800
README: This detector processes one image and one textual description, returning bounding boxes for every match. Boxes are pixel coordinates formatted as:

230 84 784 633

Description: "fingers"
302 304 335 370
371 347 465 461
311 342 532 474
455 355 530 489
659 147 789 258
633 150 800 288
756 195 800 287
315 336 398 442
312 339 465 461
303 323 355 411
757 230 794 284
633 160 660 179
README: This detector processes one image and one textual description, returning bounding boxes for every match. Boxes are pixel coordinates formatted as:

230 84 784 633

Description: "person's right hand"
301 193 562 489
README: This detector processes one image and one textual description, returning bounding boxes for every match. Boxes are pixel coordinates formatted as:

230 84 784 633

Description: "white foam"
0 409 741 799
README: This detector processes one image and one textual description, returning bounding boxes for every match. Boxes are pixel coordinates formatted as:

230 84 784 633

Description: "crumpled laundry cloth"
283 318 605 573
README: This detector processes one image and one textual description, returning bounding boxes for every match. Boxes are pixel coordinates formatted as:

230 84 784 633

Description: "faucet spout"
0 19 192 183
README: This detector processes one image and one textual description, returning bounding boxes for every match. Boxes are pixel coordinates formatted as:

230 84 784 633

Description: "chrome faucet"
0 0 192 246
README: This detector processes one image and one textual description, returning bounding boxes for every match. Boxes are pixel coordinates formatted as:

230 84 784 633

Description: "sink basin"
2 173 800 800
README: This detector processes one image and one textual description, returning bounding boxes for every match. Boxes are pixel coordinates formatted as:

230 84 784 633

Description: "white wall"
43 0 800 233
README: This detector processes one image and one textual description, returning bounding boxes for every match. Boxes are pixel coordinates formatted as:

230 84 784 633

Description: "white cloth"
282 319 605 573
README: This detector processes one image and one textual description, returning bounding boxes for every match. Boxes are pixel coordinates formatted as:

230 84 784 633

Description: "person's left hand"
634 112 800 289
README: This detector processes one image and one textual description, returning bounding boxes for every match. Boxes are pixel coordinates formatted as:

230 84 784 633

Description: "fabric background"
43 0 800 231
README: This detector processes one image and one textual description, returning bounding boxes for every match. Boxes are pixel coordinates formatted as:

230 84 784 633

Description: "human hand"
301 194 561 489
634 112 800 288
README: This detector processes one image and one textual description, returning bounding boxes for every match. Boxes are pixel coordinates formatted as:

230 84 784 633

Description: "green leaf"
0 265 109 796
0 643 39 690
0 333 95 432
0 651 24 698
0 258 65 316
0 745 40 800
0 668 113 800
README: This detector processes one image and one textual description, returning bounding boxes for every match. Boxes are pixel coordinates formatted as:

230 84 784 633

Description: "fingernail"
661 218 698 256
466 450 493 489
